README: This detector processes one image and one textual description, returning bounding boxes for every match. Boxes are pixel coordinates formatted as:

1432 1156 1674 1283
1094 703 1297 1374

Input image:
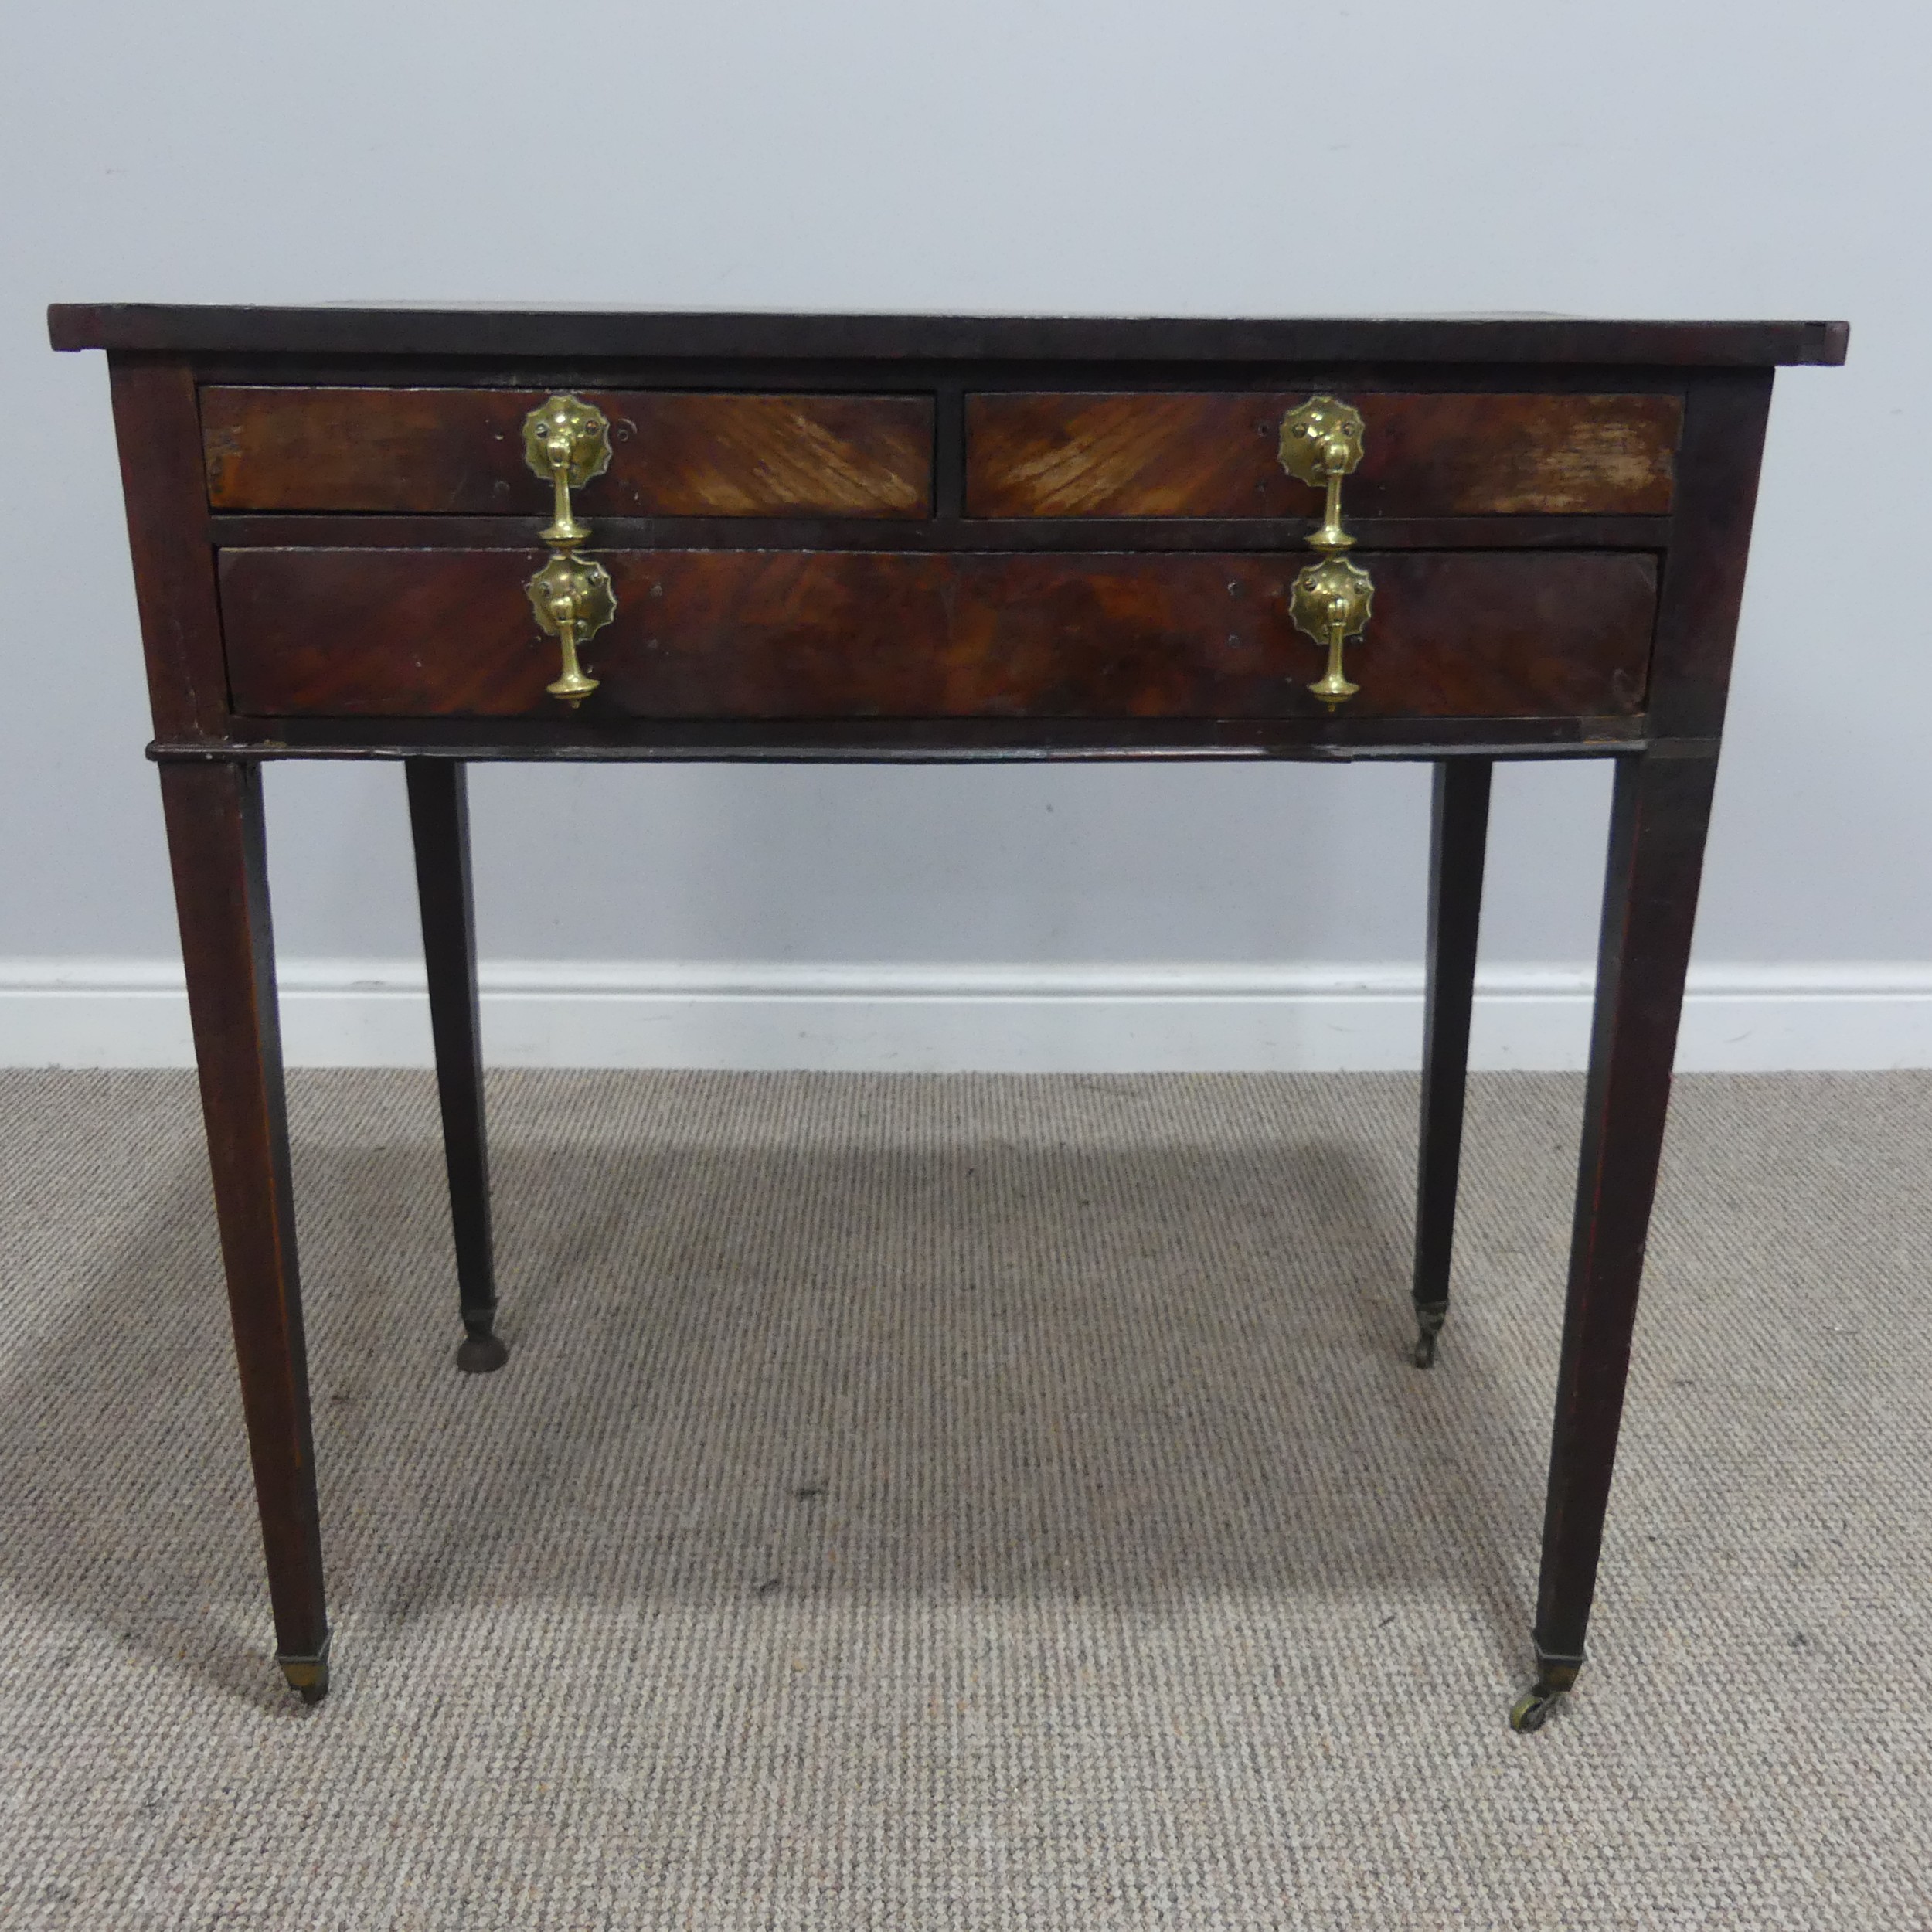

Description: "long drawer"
217 549 1658 720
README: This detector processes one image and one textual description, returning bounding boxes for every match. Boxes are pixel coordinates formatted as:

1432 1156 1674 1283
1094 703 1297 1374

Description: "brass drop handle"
1290 556 1373 708
1278 395 1372 707
522 394 614 705
527 553 616 705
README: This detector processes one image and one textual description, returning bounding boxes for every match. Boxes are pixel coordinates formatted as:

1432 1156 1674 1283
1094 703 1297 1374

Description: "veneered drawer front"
220 549 1655 721
966 393 1682 517
202 388 934 516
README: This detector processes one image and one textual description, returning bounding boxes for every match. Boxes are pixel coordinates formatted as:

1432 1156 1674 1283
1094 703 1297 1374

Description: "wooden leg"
1411 757 1492 1369
1511 749 1719 1733
405 760 504 1373
158 760 330 1703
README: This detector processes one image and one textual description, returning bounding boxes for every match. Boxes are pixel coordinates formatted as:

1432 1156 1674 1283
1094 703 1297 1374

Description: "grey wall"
2 0 1921 981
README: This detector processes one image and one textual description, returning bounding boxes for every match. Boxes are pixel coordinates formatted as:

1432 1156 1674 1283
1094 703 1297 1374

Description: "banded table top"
49 306 1849 367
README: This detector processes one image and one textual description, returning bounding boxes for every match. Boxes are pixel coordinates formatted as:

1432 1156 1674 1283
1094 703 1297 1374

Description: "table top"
48 305 1849 367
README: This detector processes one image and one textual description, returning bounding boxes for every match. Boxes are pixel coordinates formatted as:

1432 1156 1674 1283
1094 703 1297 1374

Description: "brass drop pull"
1291 556 1374 706
526 554 617 705
522 394 615 705
1279 395 1372 707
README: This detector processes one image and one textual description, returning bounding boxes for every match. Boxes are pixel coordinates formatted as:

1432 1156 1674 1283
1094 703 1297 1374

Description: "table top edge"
46 304 1850 366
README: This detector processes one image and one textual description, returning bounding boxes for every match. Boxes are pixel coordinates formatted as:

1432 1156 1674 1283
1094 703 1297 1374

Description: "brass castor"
1412 1300 1448 1369
1509 1683 1563 1732
456 1324 509 1374
1509 1655 1580 1733
278 1638 331 1706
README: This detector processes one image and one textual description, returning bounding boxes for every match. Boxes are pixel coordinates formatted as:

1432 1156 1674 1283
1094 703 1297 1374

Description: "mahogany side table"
49 304 1848 1727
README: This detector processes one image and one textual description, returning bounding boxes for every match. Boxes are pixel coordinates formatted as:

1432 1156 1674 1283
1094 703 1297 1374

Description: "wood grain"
157 758 328 1691
202 389 934 516
50 304 1852 366
1535 747 1719 1682
108 359 233 738
1644 370 1776 738
208 511 1677 554
219 548 1658 722
1413 757 1493 1355
405 760 498 1362
966 393 1683 518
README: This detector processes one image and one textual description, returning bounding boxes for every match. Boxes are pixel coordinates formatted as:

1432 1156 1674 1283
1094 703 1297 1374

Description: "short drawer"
966 392 1682 518
219 549 1657 721
202 388 934 516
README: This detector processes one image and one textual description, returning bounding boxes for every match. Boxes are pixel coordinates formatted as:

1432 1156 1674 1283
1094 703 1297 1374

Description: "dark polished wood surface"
405 761 500 1373
1412 759 1492 1369
187 717 1663 767
158 760 328 1697
53 301 1844 1726
108 362 231 740
206 511 1677 554
204 387 934 517
49 304 1850 366
217 547 1658 721
967 391 1682 518
1535 750 1720 1685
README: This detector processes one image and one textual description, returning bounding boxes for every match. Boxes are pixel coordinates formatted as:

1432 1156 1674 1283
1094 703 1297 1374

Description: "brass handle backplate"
522 394 614 704
1279 395 1371 707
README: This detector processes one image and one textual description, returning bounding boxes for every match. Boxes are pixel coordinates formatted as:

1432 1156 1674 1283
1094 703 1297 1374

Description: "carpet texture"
0 1068 1926 1930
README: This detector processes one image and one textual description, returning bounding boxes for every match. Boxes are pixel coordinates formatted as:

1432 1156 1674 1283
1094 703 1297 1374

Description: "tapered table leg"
405 760 504 1373
1511 749 1719 1732
1412 758 1492 1368
158 760 330 1703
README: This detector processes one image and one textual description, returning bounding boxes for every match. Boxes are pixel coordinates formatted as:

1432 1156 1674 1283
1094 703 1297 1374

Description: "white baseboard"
1 957 1930 1073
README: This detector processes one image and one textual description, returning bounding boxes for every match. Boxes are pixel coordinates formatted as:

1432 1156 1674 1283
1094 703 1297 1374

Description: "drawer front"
202 388 934 516
219 549 1656 720
966 392 1682 518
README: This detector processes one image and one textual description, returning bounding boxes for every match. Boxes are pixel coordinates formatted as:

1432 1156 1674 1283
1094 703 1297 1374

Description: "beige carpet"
0 1068 1926 1930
